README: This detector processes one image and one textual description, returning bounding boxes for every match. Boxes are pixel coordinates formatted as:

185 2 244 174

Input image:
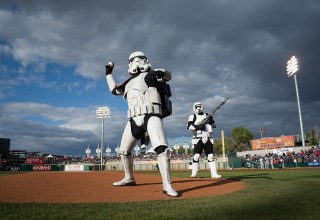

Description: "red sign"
1 159 8 164
26 158 45 165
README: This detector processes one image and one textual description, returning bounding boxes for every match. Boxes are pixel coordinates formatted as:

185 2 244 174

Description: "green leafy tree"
305 126 320 146
231 126 254 151
214 137 236 154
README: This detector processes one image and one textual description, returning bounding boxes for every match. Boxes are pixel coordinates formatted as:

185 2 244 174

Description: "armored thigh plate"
147 116 168 149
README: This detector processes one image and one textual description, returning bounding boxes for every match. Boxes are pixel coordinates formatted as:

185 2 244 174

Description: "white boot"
208 161 221 179
190 162 199 178
158 149 178 197
113 155 136 186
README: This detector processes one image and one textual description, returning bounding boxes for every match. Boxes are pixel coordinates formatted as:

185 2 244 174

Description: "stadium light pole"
106 145 111 157
115 145 120 157
134 145 139 157
174 143 179 155
183 142 189 155
286 56 305 147
85 144 91 159
96 144 101 158
96 106 111 170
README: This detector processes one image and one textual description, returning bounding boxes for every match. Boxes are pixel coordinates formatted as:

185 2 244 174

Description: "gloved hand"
212 123 217 129
153 69 172 81
105 62 114 75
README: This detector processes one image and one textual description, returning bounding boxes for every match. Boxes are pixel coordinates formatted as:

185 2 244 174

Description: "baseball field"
1 168 319 219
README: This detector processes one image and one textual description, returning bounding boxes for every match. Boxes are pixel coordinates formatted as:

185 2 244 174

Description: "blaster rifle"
199 97 229 125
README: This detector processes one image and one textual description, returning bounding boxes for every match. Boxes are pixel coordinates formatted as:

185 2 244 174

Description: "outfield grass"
1 169 319 220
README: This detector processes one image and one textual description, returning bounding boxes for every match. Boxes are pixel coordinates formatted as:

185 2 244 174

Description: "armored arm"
187 115 205 131
206 115 216 128
105 62 124 95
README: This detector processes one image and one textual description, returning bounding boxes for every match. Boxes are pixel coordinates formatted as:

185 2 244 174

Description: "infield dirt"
0 171 246 203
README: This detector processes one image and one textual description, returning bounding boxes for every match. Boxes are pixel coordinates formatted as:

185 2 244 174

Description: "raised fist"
105 62 114 75
153 69 172 82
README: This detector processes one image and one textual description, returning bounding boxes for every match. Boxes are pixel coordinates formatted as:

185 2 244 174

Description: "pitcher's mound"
0 171 246 203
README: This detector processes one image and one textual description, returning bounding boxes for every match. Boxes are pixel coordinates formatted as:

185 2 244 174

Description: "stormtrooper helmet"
193 102 203 114
128 51 151 75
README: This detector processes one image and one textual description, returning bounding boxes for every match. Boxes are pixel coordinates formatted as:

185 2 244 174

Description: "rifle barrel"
210 97 229 116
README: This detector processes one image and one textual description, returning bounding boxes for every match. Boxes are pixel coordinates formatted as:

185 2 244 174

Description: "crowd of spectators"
241 146 320 169
43 150 222 164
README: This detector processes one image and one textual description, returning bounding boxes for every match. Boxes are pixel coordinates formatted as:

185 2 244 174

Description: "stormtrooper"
187 102 221 178
104 51 178 197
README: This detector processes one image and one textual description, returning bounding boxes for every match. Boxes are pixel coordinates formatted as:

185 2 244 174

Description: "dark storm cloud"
0 0 319 155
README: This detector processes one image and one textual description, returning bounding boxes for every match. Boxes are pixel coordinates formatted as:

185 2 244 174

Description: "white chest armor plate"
194 113 212 138
124 72 162 118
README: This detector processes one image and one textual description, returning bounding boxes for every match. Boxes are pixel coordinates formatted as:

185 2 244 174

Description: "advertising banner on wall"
64 164 84 171
32 165 52 171
26 158 45 165
272 148 294 155
251 135 295 150
308 162 320 167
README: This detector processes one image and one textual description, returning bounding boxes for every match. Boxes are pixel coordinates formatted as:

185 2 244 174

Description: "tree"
214 136 236 154
313 125 320 144
231 126 254 151
306 125 320 146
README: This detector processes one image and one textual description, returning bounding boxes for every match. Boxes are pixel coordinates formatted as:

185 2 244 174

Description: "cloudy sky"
1 0 319 156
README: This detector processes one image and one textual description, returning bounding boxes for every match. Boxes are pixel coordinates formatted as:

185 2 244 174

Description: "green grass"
1 169 320 220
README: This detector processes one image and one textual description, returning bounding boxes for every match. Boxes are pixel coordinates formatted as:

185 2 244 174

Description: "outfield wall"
105 160 230 171
20 160 319 172
20 160 230 171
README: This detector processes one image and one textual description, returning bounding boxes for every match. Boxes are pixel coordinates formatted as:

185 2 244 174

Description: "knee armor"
193 153 200 162
207 153 214 162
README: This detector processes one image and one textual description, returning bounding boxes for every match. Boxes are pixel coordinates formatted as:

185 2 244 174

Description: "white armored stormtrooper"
105 51 178 197
187 102 221 179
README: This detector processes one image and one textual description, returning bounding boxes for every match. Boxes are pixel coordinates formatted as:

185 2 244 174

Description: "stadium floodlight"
286 56 305 147
96 106 111 170
85 144 91 159
173 143 180 155
106 146 111 157
96 145 101 158
115 146 120 157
